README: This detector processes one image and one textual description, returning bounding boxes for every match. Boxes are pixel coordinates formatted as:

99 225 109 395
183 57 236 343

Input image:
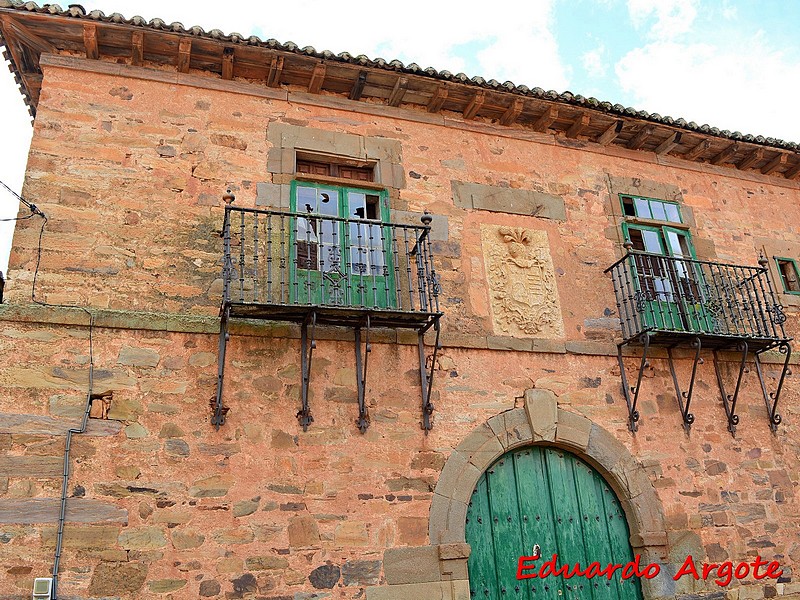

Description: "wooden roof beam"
177 38 191 73
308 63 325 93
654 131 682 155
736 148 764 171
1 17 56 55
349 71 367 101
222 47 234 80
499 97 524 126
266 55 284 87
131 30 143 66
628 125 654 150
388 77 408 107
427 85 447 113
596 120 623 146
711 143 740 166
683 138 711 161
463 90 485 120
566 113 590 138
785 161 800 180
533 106 558 133
83 23 98 60
761 152 788 175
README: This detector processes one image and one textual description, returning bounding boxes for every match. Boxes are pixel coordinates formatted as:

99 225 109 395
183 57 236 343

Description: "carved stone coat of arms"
481 225 564 338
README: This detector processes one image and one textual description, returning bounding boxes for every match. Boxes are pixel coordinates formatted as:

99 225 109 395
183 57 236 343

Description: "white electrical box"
32 577 53 599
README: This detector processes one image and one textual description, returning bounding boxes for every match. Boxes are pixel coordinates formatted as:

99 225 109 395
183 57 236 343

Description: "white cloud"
582 45 608 79
615 34 800 141
627 0 698 40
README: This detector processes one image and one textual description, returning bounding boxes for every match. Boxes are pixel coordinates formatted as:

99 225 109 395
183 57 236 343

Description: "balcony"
213 195 443 433
605 249 791 434
219 204 441 328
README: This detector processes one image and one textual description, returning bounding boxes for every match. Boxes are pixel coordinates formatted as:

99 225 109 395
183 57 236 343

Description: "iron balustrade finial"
421 211 433 226
223 189 236 205
623 237 633 251
758 254 769 268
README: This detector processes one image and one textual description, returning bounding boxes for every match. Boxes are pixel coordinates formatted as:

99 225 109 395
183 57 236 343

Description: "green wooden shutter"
465 446 644 600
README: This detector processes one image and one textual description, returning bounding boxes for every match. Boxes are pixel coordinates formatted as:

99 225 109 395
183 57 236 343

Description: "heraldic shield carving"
481 225 564 338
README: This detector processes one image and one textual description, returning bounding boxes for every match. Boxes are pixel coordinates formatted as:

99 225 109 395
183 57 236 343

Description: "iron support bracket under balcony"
297 311 317 432
617 332 650 432
419 316 441 433
754 342 792 433
713 342 749 436
354 315 371 433
212 303 231 429
667 337 702 431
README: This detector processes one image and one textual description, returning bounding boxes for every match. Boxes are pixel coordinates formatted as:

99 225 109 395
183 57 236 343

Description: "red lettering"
538 554 561 578
765 561 784 579
599 563 623 580
750 555 769 580
734 562 750 579
642 564 661 579
516 556 539 580
584 563 603 578
701 563 718 579
673 555 700 581
621 555 645 580
715 562 733 587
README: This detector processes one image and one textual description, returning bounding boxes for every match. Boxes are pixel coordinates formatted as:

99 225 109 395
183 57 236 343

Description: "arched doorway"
465 445 644 600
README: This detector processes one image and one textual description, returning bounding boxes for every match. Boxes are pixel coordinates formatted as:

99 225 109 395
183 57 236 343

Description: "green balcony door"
623 223 708 333
465 446 643 600
290 181 394 308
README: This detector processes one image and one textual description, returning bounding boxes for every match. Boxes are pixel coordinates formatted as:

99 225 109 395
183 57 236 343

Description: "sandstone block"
88 562 148 596
288 514 320 547
119 526 167 550
117 345 160 367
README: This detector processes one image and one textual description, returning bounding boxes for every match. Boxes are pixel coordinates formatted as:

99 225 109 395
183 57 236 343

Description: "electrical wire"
1 177 94 599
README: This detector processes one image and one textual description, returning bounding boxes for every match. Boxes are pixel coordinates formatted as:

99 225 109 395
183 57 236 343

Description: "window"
620 194 682 223
775 257 800 294
620 194 706 331
290 177 394 309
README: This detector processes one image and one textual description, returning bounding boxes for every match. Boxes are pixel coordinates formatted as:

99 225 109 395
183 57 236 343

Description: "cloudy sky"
0 0 798 270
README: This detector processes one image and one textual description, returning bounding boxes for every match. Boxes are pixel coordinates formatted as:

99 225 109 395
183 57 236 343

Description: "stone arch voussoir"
429 388 667 557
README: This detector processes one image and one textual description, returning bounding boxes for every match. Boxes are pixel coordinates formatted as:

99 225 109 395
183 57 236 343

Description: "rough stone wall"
0 59 798 599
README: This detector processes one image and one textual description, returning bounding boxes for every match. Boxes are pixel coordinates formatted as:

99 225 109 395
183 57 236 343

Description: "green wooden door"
465 446 643 600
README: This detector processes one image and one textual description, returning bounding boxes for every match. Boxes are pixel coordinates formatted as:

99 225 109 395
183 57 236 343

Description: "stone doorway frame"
367 388 668 600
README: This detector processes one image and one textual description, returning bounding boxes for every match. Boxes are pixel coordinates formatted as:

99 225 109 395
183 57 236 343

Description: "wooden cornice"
0 7 798 181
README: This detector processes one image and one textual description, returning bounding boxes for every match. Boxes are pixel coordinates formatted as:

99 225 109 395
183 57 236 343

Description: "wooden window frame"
775 256 800 295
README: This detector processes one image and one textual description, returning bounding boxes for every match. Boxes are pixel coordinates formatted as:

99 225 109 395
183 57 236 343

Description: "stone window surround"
367 388 670 600
258 123 405 211
604 175 717 262
757 237 800 309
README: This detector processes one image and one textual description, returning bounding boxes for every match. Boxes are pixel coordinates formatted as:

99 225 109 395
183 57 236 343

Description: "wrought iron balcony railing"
605 250 788 348
605 250 791 435
220 205 441 326
213 198 443 435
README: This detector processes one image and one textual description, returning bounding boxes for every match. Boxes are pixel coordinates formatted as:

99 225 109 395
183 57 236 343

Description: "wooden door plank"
573 459 617 600
514 448 562 600
486 455 527 598
599 476 643 599
466 473 500 599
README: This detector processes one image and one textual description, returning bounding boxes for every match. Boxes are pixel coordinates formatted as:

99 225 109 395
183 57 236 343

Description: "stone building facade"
1 3 800 599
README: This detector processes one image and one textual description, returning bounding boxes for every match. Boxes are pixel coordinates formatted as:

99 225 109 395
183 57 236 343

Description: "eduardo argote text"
517 552 783 587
